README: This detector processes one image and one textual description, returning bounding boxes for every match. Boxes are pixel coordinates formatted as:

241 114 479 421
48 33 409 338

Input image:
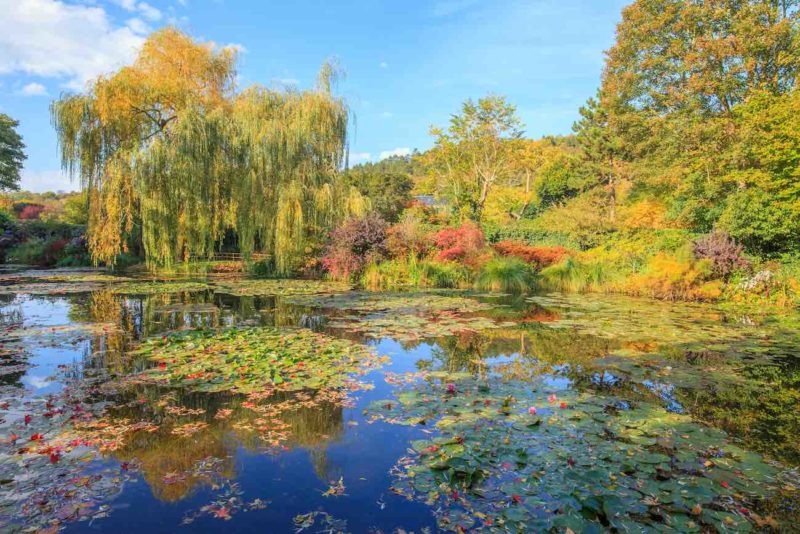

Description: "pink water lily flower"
446 383 456 394
528 406 537 415
548 394 557 403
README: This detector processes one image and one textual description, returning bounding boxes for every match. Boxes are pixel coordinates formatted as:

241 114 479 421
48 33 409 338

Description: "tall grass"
361 255 471 290
475 257 536 294
538 256 618 292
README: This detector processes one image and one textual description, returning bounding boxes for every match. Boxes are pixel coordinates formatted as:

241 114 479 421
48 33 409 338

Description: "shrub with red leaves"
432 223 485 263
693 230 749 279
18 204 45 220
493 240 571 269
322 213 388 280
40 239 69 266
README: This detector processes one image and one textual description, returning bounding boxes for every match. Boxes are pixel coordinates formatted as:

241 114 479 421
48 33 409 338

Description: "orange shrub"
493 240 572 269
432 223 485 263
625 253 722 301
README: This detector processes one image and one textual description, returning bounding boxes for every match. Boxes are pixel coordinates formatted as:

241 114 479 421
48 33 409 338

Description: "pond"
0 269 798 533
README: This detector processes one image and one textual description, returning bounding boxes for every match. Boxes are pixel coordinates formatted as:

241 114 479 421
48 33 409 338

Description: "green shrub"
475 257 536 294
6 238 48 265
55 241 92 267
361 256 471 290
482 221 581 249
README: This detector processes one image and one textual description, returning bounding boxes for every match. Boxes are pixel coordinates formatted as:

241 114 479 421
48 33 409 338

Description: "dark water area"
1 271 799 533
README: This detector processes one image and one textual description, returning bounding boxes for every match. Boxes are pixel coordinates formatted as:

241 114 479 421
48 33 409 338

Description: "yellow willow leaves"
52 28 366 274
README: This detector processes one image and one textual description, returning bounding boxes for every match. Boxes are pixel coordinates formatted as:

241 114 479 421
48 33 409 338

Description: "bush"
693 230 749 279
493 240 572 269
432 222 485 262
625 252 722 301
361 256 471 290
322 213 388 281
475 257 536 294
56 239 92 267
385 216 431 258
6 238 49 265
482 221 581 249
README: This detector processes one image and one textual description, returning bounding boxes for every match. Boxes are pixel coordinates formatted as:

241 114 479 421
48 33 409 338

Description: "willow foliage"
52 28 366 273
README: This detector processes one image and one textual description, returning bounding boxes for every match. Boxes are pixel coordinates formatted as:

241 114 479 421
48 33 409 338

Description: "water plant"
475 256 536 293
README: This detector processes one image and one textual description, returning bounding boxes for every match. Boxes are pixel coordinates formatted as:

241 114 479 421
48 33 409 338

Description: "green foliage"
539 256 618 293
6 238 48 265
717 186 800 256
361 256 470 290
51 29 365 273
0 113 26 191
344 155 417 222
475 256 536 293
482 221 580 249
421 95 523 220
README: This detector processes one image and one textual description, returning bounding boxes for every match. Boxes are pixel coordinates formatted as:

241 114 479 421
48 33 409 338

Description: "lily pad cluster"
110 281 211 295
122 327 386 393
288 291 514 341
368 373 790 532
211 279 351 297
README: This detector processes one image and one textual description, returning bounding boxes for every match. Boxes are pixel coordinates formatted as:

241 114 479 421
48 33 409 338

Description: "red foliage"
322 213 388 280
432 223 485 263
493 241 571 269
39 239 69 267
18 205 45 220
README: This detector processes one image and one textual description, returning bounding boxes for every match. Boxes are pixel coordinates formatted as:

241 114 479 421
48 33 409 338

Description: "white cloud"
112 0 161 21
0 0 146 89
20 170 78 193
136 1 161 21
226 43 247 54
348 152 372 164
126 17 150 34
379 147 411 160
379 61 388 69
17 82 47 96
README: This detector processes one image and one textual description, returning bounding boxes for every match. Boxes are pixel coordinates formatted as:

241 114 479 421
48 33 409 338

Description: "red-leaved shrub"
322 213 388 280
432 223 485 263
18 205 45 220
493 241 571 269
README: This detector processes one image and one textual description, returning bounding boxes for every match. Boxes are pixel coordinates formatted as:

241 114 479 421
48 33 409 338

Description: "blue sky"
0 0 628 192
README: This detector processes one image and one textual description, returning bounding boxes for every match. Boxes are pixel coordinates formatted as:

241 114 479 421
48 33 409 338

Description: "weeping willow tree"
52 28 367 273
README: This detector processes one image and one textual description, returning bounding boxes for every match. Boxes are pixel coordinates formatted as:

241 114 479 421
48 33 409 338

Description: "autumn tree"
598 0 800 250
0 114 26 191
421 95 523 221
52 28 366 272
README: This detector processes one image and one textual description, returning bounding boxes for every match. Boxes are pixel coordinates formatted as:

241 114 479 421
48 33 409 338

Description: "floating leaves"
123 327 385 394
369 373 789 532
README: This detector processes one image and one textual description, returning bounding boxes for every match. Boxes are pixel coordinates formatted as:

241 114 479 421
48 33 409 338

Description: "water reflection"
1 284 799 532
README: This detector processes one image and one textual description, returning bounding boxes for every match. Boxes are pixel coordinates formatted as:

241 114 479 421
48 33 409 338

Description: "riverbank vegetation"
0 1 786 308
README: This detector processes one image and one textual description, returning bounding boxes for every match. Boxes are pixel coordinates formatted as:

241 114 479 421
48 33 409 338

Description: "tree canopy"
52 28 366 272
421 95 523 221
0 114 26 191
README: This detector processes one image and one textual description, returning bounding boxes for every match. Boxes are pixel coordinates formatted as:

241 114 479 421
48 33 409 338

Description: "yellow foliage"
626 252 722 301
619 199 670 230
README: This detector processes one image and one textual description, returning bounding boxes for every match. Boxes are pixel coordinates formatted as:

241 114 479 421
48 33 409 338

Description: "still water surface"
1 271 798 532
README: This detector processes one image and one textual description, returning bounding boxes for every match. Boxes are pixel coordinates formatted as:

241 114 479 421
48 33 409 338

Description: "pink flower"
528 406 537 415
446 383 456 394
547 394 557 403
